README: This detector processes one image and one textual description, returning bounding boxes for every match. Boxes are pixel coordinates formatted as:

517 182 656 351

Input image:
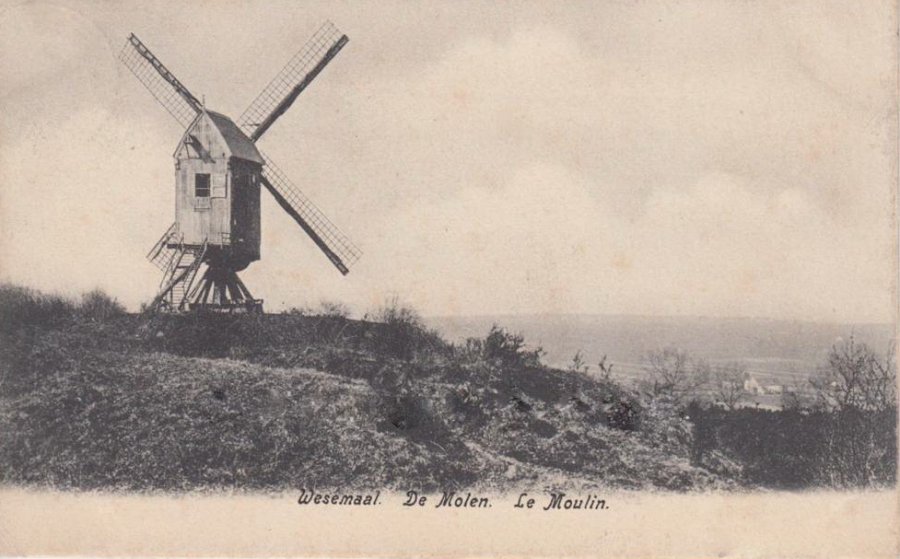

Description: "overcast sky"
0 0 896 322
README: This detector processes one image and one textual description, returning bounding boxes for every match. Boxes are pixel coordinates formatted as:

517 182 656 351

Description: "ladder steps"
149 236 208 311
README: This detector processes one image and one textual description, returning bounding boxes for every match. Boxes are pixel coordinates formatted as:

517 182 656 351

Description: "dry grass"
0 286 732 492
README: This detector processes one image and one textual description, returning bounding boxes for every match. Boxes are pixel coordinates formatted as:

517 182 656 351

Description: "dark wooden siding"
230 158 262 266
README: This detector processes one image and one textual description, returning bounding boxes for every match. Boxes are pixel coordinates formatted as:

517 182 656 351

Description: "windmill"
119 21 361 312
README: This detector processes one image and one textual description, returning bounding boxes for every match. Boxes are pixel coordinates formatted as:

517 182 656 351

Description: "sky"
0 0 896 323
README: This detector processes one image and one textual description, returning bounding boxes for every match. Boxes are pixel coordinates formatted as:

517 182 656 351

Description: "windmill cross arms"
260 152 361 275
239 21 348 142
119 33 203 128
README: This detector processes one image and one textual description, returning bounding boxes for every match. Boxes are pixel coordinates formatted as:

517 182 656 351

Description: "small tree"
712 363 747 410
811 337 896 413
641 348 709 406
79 289 125 322
809 337 896 487
372 296 428 360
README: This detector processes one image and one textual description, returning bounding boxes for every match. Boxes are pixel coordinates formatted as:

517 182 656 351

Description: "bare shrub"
811 337 896 413
285 306 307 317
0 283 77 331
568 350 589 373
371 296 434 361
712 363 747 410
480 325 544 368
809 337 896 487
597 355 614 381
641 348 709 406
0 284 126 326
316 300 350 319
78 289 126 322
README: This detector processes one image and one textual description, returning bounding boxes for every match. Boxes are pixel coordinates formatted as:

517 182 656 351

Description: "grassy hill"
0 285 731 492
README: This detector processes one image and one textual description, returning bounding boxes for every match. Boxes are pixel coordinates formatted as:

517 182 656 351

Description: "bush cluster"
462 325 545 368
688 405 896 488
0 283 125 332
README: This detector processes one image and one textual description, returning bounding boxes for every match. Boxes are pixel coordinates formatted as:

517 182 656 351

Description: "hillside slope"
0 300 732 492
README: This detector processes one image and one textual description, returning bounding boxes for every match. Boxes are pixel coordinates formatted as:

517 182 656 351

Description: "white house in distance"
743 374 764 395
742 373 784 396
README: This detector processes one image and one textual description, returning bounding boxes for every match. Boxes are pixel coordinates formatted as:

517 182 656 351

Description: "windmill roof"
205 111 265 165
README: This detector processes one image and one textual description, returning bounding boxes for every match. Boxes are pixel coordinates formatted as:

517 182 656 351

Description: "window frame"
194 173 211 198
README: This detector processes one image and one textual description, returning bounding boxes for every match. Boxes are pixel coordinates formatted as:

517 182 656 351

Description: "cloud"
0 5 894 323
370 164 891 322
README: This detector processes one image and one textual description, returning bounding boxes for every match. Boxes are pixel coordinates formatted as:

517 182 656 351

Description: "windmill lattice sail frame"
239 21 349 141
120 34 202 127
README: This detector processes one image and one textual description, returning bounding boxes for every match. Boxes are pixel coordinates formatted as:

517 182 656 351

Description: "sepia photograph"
0 0 897 556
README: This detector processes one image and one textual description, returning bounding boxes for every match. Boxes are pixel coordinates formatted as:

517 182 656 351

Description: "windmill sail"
260 152 361 275
119 34 202 127
239 21 348 141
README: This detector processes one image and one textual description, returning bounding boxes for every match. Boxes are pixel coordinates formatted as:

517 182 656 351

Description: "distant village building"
742 373 783 396
743 375 764 395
